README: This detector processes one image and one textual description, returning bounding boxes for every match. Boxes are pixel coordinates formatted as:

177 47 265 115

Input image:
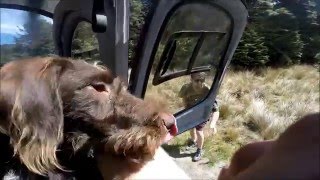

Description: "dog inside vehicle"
0 57 178 180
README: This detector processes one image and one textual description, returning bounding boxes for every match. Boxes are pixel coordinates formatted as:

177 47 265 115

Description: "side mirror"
153 31 226 85
129 0 248 134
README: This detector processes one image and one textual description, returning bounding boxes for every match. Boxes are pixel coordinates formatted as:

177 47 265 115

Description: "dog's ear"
8 58 72 175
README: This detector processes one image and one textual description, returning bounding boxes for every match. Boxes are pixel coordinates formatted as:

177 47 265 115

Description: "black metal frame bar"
53 0 129 80
0 0 58 17
152 31 225 85
0 4 53 17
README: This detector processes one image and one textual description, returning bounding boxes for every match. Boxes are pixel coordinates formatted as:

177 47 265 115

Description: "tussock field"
146 65 320 165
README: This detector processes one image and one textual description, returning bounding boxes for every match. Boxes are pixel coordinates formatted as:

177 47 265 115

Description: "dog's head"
0 57 177 175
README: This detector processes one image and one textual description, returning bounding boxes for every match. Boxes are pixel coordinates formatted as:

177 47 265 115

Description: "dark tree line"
232 0 320 68
1 0 319 69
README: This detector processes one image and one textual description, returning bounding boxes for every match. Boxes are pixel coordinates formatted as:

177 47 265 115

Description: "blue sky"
1 8 53 44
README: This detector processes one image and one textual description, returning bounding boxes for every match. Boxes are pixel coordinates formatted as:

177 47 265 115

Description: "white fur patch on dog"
3 170 20 180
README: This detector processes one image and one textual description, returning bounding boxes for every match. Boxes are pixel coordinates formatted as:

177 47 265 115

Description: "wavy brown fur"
0 57 175 179
2 58 66 175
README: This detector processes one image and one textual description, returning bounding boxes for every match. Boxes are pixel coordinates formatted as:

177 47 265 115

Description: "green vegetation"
233 0 319 67
71 22 100 62
159 65 319 164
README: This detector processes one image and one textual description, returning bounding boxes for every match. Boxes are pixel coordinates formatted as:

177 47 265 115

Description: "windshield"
0 8 54 64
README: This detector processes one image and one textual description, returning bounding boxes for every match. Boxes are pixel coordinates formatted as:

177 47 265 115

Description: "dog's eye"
91 83 107 92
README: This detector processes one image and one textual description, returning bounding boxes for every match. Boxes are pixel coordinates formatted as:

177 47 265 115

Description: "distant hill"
0 33 16 45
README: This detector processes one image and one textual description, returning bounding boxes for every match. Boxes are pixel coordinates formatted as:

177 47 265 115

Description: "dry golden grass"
222 65 320 140
146 65 319 164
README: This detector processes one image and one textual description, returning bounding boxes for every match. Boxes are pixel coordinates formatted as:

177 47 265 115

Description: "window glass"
144 3 232 114
0 8 54 64
129 0 150 63
161 36 199 74
71 21 100 62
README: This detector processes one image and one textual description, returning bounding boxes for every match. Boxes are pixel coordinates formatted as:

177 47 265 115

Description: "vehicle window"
71 21 100 62
144 3 232 114
0 8 54 64
159 36 199 74
153 31 227 82
129 0 150 63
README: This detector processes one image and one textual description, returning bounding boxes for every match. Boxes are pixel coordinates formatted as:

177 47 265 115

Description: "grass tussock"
147 65 319 165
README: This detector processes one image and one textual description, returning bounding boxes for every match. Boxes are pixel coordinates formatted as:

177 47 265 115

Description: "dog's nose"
159 113 178 136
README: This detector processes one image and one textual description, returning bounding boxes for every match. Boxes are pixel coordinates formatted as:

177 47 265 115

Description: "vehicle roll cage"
0 0 248 134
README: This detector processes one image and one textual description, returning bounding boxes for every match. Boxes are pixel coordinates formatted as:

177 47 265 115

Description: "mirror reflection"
144 3 231 114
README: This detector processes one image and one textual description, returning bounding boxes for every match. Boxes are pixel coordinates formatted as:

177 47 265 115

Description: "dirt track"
163 145 227 180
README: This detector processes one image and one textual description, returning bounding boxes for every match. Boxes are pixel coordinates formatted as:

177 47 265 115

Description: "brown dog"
0 57 177 179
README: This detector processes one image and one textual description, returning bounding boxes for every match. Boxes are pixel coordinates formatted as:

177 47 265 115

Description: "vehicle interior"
0 0 248 135
1 0 319 179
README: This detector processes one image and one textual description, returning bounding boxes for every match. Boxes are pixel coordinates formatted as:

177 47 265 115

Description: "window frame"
152 30 227 86
129 0 248 134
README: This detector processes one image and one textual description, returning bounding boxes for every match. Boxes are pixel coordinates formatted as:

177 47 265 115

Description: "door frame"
129 0 248 134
